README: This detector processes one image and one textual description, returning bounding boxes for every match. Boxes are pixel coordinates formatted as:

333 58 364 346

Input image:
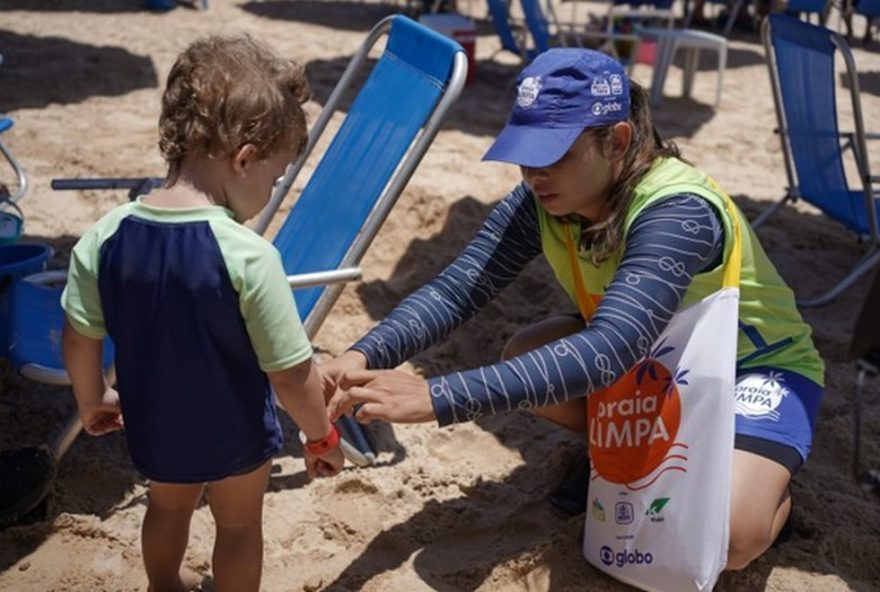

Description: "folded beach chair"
754 14 878 307
0 14 466 526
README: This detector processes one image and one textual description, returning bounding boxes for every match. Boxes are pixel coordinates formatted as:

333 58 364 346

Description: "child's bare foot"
180 566 203 591
147 567 203 592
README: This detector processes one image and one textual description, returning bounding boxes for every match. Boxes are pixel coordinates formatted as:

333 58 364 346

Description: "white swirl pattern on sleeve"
353 187 723 426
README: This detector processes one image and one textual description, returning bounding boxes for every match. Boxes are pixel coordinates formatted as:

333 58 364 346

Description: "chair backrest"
255 15 467 337
763 14 875 236
855 0 880 17
486 0 527 57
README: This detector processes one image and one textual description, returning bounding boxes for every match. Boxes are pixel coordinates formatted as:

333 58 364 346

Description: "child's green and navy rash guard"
62 200 313 483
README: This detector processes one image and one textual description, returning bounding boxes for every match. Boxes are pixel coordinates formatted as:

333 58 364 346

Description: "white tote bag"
570 196 742 592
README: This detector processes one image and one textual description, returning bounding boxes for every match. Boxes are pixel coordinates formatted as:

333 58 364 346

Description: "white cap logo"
610 75 624 95
517 76 541 108
591 77 611 97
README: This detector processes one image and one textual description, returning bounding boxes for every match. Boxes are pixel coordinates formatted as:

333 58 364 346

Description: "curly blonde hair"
159 34 310 176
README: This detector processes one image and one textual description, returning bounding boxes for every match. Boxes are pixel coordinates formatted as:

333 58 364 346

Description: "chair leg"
798 245 880 308
854 362 868 481
723 0 744 36
750 193 795 228
715 42 727 106
853 359 880 492
682 47 699 98
649 37 675 107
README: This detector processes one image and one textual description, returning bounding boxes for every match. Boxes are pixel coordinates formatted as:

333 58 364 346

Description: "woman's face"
520 124 629 221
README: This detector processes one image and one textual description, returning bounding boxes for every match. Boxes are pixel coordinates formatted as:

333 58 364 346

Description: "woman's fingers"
338 369 380 390
329 385 384 421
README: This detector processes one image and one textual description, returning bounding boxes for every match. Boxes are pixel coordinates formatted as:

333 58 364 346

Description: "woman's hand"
79 387 124 436
319 350 368 404
329 369 436 424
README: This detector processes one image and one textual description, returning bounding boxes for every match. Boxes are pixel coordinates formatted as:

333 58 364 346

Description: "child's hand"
80 387 124 436
304 446 344 480
319 350 367 404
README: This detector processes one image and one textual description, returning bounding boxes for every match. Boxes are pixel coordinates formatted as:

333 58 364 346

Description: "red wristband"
303 425 340 455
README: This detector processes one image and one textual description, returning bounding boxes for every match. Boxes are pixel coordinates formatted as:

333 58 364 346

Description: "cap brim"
482 124 584 168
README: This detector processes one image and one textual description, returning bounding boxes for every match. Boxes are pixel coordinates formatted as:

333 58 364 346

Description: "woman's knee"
726 450 793 570
502 316 584 360
726 523 773 570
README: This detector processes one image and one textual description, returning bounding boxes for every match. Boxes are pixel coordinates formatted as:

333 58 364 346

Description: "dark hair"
581 80 684 264
158 34 311 178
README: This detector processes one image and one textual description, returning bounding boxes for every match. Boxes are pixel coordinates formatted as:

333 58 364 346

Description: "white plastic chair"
640 27 727 107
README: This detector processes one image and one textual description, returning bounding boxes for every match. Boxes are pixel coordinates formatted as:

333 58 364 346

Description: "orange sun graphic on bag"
588 339 690 489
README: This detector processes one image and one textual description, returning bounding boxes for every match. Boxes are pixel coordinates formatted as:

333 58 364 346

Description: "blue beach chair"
254 14 467 464
755 14 878 307
0 14 466 526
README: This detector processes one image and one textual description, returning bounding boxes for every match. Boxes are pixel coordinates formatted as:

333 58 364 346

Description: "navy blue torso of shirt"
98 216 282 482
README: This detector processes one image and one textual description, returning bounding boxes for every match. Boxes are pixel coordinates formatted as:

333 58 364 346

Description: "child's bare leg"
206 460 272 592
143 481 205 592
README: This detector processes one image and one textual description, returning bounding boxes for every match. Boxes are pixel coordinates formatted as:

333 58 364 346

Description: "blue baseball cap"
483 48 630 168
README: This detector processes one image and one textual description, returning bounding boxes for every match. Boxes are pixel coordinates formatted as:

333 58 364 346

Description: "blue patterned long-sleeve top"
352 183 723 426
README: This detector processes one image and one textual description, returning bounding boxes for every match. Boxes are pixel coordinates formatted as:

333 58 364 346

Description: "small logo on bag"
646 497 670 522
592 498 606 521
614 502 634 525
599 545 655 568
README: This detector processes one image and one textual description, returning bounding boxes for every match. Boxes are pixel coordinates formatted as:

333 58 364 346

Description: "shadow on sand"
0 30 158 112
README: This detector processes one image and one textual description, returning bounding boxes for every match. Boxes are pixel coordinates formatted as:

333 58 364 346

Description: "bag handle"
565 191 743 322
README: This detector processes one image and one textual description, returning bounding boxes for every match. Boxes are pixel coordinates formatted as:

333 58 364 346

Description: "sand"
0 1 878 590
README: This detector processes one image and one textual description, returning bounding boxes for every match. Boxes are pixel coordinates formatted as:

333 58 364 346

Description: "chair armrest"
287 267 362 289
840 131 880 140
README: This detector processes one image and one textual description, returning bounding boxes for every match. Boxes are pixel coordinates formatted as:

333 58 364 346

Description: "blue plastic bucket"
0 243 52 356
8 271 114 383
